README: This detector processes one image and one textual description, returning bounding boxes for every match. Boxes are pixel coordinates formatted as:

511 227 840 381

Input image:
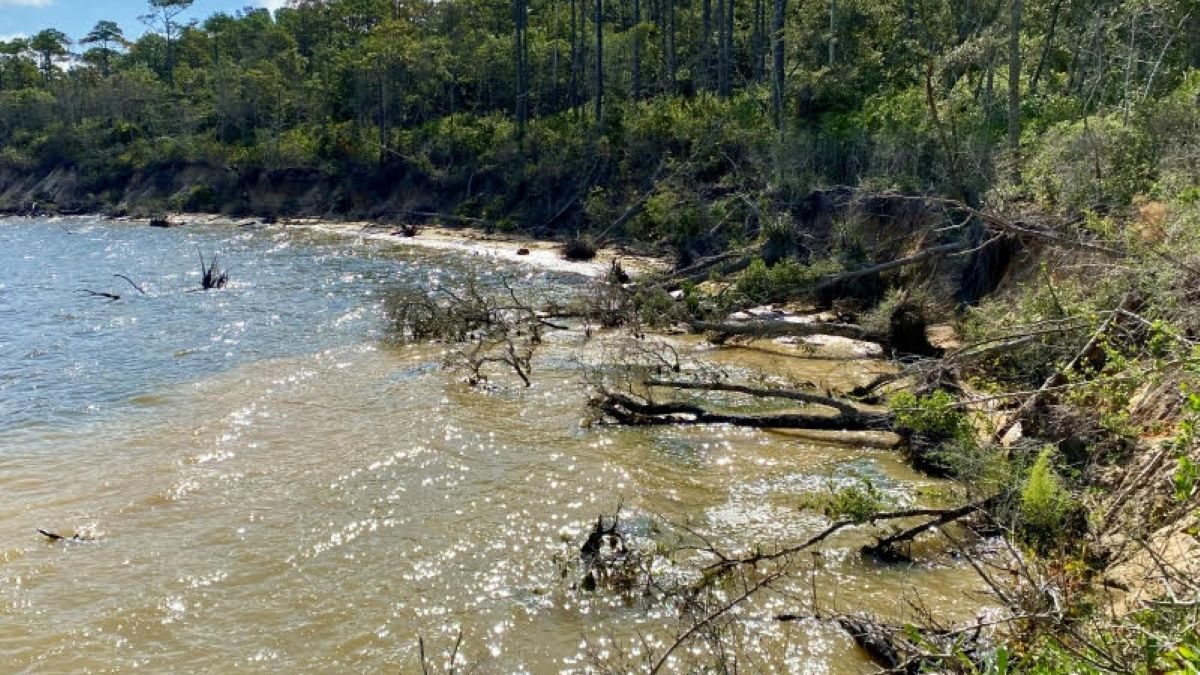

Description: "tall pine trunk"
702 0 713 91
632 0 642 99
753 0 765 82
1008 0 1022 183
514 0 528 144
668 0 677 92
722 0 734 97
772 0 786 130
570 0 579 115
716 0 727 96
595 0 604 123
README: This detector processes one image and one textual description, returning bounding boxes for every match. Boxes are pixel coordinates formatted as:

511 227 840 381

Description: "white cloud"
0 1 54 7
259 0 289 11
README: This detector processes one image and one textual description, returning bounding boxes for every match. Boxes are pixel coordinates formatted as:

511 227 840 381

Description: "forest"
0 0 1192 238
3 0 1200 671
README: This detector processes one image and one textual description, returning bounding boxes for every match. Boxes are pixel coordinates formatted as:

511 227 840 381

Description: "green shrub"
1019 447 1075 550
800 479 885 524
1026 113 1153 213
890 390 974 443
735 257 841 304
180 184 217 211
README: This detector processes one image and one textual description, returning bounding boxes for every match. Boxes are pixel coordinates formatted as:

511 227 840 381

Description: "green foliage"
735 257 841 305
800 479 885 524
1026 113 1154 213
1173 389 1200 503
890 390 975 444
1019 447 1075 550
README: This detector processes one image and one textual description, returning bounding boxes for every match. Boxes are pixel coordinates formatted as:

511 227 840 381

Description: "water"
0 217 987 672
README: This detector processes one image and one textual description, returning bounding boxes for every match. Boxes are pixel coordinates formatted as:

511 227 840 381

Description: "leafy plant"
1019 447 1075 550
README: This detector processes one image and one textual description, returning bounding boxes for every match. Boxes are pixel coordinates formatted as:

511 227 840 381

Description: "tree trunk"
594 0 604 123
753 0 765 82
984 43 995 122
1007 0 1023 184
667 0 677 91
702 0 713 91
378 58 388 165
632 0 642 99
596 392 892 430
828 0 836 66
570 0 580 115
514 0 528 144
1029 0 1062 93
772 0 786 130
1122 10 1137 126
717 0 729 96
724 0 734 96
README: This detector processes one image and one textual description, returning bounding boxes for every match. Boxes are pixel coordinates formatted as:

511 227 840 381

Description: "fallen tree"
644 378 867 417
592 391 892 430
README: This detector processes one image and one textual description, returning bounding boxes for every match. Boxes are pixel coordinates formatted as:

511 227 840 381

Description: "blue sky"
0 1 286 43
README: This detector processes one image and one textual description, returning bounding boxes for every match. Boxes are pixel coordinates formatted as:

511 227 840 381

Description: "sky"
0 0 288 43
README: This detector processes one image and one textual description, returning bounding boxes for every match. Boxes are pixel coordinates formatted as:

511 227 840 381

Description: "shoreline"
3 212 669 280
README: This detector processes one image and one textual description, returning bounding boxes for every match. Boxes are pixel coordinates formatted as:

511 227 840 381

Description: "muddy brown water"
0 218 987 672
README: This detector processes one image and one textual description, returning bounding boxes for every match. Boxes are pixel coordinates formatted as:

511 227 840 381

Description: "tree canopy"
0 0 1196 238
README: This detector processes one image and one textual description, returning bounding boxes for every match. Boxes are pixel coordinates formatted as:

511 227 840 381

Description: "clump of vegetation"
734 257 841 305
198 251 228 290
1018 447 1077 552
384 272 547 387
891 390 974 442
800 479 887 524
560 234 598 262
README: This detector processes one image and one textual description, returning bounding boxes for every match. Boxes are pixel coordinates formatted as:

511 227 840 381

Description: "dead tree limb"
862 495 999 562
77 289 120 301
648 568 787 675
594 392 891 430
691 319 878 343
644 378 867 417
669 250 756 284
113 274 146 295
990 293 1138 443
920 197 1128 258
198 250 229 290
810 241 969 294
703 503 993 575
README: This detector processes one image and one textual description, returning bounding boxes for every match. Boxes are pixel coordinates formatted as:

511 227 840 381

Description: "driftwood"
37 529 95 542
811 241 968 294
691 319 877 343
862 495 999 562
77 289 121 301
644 379 867 417
698 501 995 580
774 612 991 674
594 392 891 430
114 274 146 295
670 250 756 284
